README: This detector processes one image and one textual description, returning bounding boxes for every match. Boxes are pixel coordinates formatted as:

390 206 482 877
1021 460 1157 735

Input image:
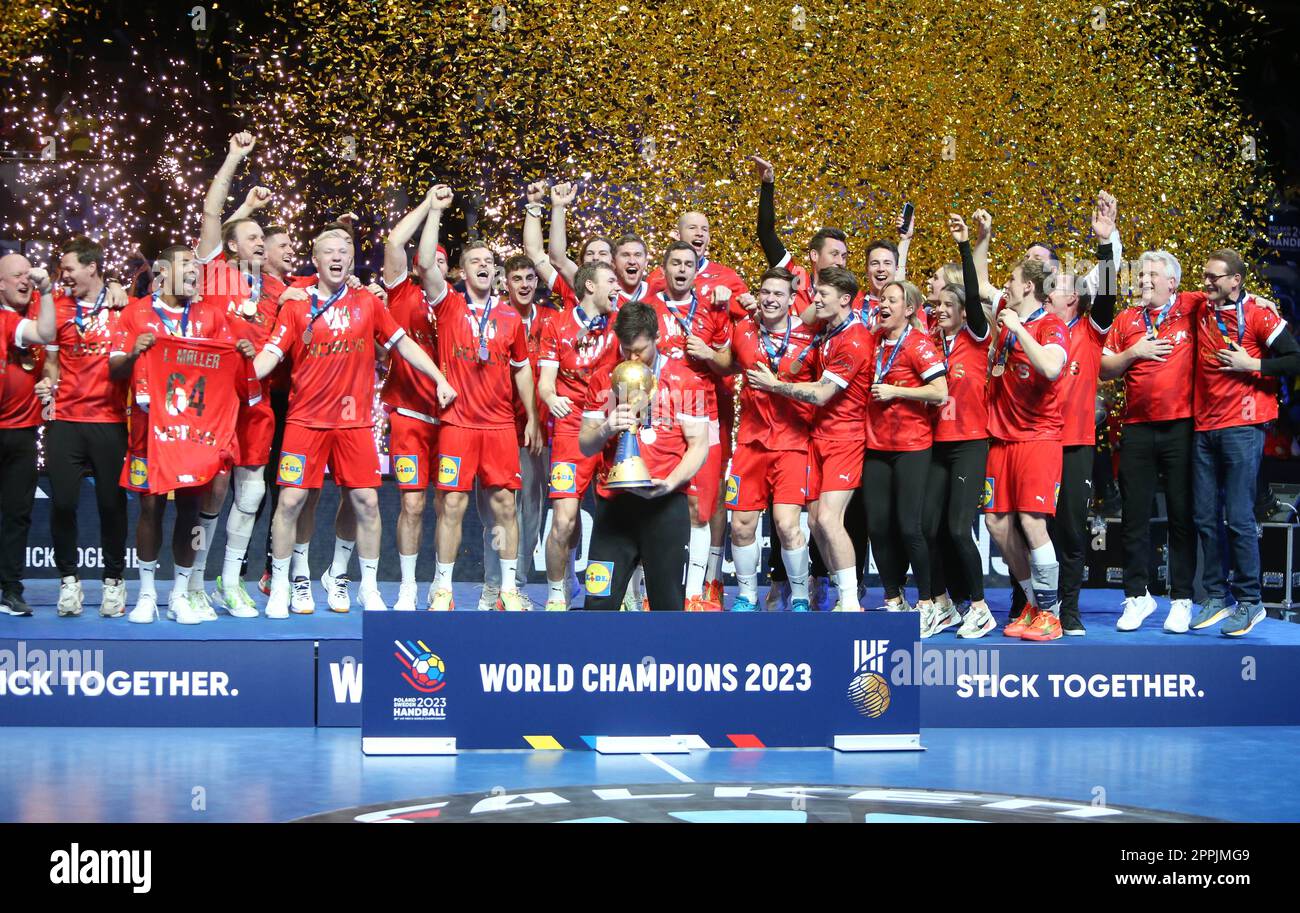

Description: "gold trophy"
604 358 657 489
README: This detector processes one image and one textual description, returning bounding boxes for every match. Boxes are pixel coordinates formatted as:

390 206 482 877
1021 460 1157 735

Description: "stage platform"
2 581 1297 730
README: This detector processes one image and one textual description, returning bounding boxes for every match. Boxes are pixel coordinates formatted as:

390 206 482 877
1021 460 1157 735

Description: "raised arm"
970 208 999 306
522 180 558 286
896 205 914 281
1088 192 1118 330
547 182 580 288
751 155 788 267
23 267 57 344
383 196 432 288
417 184 454 303
198 132 256 259
950 214 986 338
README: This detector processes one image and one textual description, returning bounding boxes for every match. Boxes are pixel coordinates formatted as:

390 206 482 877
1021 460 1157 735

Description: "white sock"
221 547 245 588
291 543 309 579
359 556 378 591
399 552 417 587
331 537 355 577
548 578 565 602
222 498 256 585
733 540 760 601
1018 576 1037 608
782 546 810 601
174 564 193 594
435 560 454 590
191 512 220 591
500 558 518 593
686 524 710 598
139 559 158 600
706 546 724 585
834 567 860 611
271 556 290 589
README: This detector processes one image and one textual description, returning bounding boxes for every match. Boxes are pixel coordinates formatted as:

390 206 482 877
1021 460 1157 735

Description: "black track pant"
1050 444 1094 618
45 420 127 580
1118 418 1195 599
863 448 933 600
923 438 988 603
0 426 39 595
583 491 690 611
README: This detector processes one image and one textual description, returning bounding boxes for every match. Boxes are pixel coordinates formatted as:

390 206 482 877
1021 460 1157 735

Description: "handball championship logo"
394 639 446 693
848 639 891 719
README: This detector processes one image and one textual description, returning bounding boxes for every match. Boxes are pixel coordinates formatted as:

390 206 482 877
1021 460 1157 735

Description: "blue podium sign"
361 612 921 753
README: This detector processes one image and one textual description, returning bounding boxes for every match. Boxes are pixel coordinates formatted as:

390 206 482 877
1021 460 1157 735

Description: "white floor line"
641 752 694 782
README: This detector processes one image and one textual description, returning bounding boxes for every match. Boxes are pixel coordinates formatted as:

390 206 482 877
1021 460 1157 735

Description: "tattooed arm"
746 362 841 406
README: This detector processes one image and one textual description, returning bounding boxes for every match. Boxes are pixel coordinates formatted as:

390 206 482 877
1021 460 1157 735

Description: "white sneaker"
394 582 417 611
1116 592 1156 631
100 577 127 618
478 583 501 612
57 576 83 617
919 602 941 639
127 592 158 624
1164 598 1192 634
188 587 218 621
360 587 387 611
321 569 350 613
265 584 291 619
884 596 913 612
957 603 997 639
213 575 259 618
290 576 316 614
933 601 962 634
167 590 204 625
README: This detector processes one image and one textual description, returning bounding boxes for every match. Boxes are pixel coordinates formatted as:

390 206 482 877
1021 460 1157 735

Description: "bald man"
0 253 58 615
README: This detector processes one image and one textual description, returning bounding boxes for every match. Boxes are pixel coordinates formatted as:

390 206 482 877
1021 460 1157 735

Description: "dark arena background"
2 0 1299 894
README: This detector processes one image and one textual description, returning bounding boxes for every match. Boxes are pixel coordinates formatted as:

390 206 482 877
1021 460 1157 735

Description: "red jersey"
547 272 581 311
812 316 875 441
110 295 235 407
865 326 946 451
539 304 619 439
266 286 403 429
581 354 711 499
1102 293 1198 425
932 325 991 443
49 291 128 423
986 310 1069 442
1059 315 1107 446
1193 294 1286 431
731 315 819 451
0 308 44 429
513 302 558 444
380 275 440 423
431 287 530 430
649 290 728 419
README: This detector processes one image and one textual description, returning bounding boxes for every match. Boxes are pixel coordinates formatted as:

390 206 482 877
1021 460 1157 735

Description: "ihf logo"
848 639 891 719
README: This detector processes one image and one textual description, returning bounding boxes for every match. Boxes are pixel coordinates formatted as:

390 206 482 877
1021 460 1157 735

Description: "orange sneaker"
1021 610 1063 641
1003 605 1037 637
703 579 724 611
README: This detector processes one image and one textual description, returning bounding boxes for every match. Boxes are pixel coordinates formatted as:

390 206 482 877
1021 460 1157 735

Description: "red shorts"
236 399 275 468
548 433 600 500
436 423 521 492
277 424 381 489
983 439 1062 515
726 441 810 511
687 424 724 522
807 437 865 501
388 411 440 490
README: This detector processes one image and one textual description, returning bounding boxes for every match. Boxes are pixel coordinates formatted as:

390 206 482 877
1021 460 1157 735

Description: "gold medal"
640 427 657 445
302 328 313 345
240 300 258 318
991 364 1005 377
19 350 35 372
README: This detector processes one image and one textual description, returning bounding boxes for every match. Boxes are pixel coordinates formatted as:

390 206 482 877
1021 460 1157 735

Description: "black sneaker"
0 590 33 616
1060 611 1086 636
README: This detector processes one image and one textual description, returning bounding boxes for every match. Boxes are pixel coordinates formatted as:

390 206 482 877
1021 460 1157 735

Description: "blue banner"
361 613 921 751
0 638 315 726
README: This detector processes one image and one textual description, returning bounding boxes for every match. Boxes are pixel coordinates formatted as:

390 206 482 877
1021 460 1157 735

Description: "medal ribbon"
1140 296 1176 339
1213 296 1245 348
759 319 792 371
471 294 497 362
151 292 191 337
995 307 1045 370
874 325 910 384
306 284 348 334
74 285 108 335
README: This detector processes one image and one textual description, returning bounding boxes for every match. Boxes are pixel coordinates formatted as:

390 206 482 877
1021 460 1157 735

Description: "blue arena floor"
1 724 1296 823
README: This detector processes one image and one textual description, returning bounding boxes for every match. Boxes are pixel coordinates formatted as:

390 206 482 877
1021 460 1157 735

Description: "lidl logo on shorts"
550 461 577 493
129 457 148 489
725 473 740 507
1054 481 1061 507
278 452 306 485
585 561 614 597
981 476 995 511
393 455 419 486
438 455 461 486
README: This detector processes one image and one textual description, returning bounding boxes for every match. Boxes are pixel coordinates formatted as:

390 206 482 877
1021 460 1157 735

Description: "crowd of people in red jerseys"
0 136 1294 641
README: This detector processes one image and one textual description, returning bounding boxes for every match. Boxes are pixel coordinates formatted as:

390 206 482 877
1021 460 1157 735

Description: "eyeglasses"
1201 272 1230 283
